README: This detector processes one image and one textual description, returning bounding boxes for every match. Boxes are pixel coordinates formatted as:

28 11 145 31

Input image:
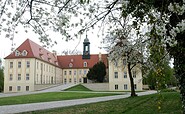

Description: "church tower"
82 35 90 59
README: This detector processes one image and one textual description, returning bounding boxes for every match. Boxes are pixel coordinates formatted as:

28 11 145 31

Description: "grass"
0 92 118 106
21 92 182 114
64 84 91 91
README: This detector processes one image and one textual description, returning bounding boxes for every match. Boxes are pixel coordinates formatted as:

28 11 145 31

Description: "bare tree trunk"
128 63 137 97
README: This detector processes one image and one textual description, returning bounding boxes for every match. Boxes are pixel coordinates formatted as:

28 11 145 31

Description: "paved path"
0 91 157 114
0 83 77 98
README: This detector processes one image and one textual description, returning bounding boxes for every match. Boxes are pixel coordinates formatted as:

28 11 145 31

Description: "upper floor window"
26 74 29 80
123 59 126 65
18 74 21 80
79 70 82 75
26 61 30 68
22 50 28 56
15 50 20 56
84 62 87 67
114 72 118 78
9 74 13 81
74 70 76 75
69 63 73 67
64 71 67 75
84 70 87 74
114 61 118 67
124 71 127 78
133 70 136 78
10 62 13 68
18 62 21 68
69 71 72 75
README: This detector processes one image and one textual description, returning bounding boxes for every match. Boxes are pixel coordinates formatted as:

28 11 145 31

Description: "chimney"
99 52 102 61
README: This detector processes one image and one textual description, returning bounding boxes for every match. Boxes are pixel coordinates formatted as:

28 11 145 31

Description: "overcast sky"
0 26 107 60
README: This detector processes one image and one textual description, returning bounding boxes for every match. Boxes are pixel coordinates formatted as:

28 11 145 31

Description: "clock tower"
82 35 90 59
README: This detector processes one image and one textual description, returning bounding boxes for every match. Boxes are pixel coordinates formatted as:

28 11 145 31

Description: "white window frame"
22 50 28 56
26 74 29 80
18 62 21 68
15 50 20 56
9 74 13 81
18 74 21 80
124 71 127 78
10 62 13 68
114 72 118 78
115 84 118 90
83 62 87 67
26 61 30 68
124 84 128 90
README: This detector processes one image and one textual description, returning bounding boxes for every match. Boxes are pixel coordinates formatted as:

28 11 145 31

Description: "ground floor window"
64 78 67 84
26 86 29 91
115 84 118 90
79 78 82 83
69 78 72 83
134 84 137 90
124 84 128 90
17 86 21 91
9 86 12 91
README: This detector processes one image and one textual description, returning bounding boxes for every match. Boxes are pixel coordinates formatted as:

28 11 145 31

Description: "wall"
82 83 109 91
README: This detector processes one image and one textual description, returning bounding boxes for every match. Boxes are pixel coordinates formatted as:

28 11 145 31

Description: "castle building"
4 37 143 93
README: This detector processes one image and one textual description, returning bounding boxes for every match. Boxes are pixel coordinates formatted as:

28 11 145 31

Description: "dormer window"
69 63 73 67
22 50 28 56
83 62 87 67
71 59 73 62
15 50 20 56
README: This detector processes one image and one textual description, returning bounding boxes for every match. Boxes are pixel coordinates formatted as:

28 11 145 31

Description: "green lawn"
0 92 118 106
64 84 91 91
21 92 182 114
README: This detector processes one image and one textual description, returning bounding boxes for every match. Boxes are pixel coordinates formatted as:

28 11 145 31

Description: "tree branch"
58 0 71 14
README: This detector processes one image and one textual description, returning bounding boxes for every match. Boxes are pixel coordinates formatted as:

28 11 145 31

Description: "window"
69 63 73 67
134 84 137 90
10 62 13 68
9 74 13 81
26 61 30 68
79 78 82 83
84 70 87 74
15 50 20 56
26 74 29 80
124 72 127 78
74 71 76 75
133 70 136 78
124 84 128 90
123 59 126 65
115 85 118 90
74 78 76 84
114 72 118 78
69 71 72 75
64 71 67 75
79 70 82 75
37 62 39 69
17 86 21 91
9 86 12 91
69 78 72 83
84 62 87 67
64 78 67 84
26 86 29 91
22 50 28 56
114 61 118 67
18 62 21 68
18 74 21 80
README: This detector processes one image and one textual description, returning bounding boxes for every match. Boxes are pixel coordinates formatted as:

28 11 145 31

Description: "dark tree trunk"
128 63 137 97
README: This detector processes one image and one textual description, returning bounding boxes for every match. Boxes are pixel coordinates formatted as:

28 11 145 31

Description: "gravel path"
0 91 157 114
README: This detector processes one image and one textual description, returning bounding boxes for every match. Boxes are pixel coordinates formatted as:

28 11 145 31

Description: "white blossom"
168 3 185 15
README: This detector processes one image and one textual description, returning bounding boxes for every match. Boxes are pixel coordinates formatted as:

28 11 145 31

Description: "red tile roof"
5 39 59 67
57 54 108 69
5 39 108 69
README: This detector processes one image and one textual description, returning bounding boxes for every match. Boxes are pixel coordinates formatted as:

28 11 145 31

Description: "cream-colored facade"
109 58 143 91
4 58 62 93
62 68 89 84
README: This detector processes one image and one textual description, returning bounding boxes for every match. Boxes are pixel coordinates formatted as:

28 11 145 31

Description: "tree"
0 68 4 92
87 61 106 83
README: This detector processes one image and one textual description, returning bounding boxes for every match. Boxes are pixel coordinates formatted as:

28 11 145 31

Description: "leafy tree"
87 61 106 83
0 68 4 92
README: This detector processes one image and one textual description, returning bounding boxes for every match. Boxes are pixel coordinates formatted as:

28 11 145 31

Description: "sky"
0 26 107 61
